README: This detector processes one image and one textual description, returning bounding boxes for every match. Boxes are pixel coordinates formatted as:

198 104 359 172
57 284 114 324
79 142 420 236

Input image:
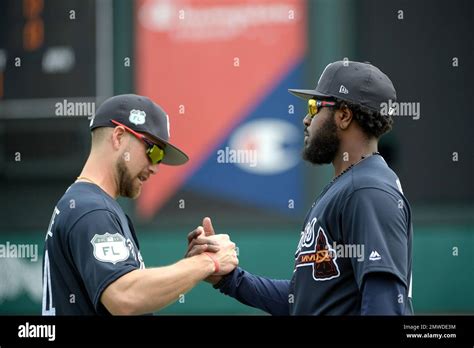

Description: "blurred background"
0 0 473 314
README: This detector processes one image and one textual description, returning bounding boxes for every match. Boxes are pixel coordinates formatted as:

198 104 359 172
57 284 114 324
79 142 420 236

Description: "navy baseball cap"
90 94 188 166
288 60 396 112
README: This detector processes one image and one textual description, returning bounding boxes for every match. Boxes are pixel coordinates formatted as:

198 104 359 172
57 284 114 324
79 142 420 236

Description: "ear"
335 105 353 130
111 126 127 150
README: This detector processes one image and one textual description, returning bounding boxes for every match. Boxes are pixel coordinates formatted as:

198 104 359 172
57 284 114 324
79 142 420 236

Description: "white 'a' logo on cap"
129 109 146 125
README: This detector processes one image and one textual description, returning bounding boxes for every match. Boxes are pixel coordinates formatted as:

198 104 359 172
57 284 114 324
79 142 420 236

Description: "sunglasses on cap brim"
307 99 337 118
110 120 165 164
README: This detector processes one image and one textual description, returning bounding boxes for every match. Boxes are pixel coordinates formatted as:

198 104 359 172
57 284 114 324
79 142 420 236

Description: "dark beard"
302 114 340 165
116 157 140 199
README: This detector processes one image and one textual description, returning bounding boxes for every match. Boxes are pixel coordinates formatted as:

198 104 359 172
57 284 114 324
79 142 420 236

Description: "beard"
116 156 141 199
302 113 340 165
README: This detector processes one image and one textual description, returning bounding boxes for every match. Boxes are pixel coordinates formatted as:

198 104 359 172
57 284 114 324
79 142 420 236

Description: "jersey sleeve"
214 267 290 315
361 272 407 315
341 188 410 288
66 209 139 311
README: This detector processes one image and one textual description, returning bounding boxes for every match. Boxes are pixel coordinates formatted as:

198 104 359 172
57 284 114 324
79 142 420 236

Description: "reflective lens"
308 99 318 117
307 99 336 118
146 143 165 164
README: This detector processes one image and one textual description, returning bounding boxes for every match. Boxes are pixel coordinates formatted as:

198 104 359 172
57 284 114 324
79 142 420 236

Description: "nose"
149 163 159 175
303 113 312 127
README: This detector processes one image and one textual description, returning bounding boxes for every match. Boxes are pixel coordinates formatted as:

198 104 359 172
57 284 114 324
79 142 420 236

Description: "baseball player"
188 61 413 315
42 94 238 315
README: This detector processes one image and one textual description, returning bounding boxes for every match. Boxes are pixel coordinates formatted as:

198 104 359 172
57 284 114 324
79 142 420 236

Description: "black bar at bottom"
0 315 473 346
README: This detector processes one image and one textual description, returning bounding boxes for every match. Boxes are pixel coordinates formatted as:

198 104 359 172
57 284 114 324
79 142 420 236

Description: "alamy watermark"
0 242 38 262
380 99 421 120
329 242 365 262
18 322 55 341
217 146 258 167
55 99 95 117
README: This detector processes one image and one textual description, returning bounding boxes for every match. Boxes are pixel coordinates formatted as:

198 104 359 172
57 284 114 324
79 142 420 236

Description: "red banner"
135 0 305 218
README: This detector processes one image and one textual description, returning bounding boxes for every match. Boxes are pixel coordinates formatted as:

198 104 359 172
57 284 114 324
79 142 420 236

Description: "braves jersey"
216 155 413 315
42 182 145 315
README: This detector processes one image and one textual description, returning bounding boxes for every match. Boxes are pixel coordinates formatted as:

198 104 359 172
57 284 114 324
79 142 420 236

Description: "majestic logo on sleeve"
91 232 130 264
295 217 340 281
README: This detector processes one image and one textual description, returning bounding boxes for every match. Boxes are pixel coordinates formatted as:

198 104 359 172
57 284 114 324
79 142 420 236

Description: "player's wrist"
203 252 220 274
212 269 236 289
195 253 217 276
205 275 223 285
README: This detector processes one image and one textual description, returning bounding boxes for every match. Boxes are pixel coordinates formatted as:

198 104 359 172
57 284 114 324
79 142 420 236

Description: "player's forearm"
102 254 214 315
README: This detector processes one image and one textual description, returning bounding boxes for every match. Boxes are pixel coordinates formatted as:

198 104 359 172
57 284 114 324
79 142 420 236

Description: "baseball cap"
89 94 188 166
288 60 396 112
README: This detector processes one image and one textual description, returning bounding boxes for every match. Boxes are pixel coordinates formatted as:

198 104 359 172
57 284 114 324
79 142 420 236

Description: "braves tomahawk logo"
295 217 340 281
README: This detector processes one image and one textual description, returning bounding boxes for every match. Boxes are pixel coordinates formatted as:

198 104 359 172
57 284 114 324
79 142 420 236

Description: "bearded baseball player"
188 60 413 315
42 94 238 315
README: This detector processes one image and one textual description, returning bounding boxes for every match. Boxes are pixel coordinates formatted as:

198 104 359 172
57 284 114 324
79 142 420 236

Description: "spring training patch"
91 232 130 264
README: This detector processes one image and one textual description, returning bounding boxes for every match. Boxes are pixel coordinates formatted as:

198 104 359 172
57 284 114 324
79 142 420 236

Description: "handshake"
184 217 239 283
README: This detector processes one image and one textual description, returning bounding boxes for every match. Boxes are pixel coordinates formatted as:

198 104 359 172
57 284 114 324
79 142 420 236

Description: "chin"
124 184 142 200
132 187 142 199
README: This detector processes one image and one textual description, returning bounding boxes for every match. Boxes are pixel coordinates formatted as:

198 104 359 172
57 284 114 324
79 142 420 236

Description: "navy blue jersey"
216 155 413 315
42 182 145 315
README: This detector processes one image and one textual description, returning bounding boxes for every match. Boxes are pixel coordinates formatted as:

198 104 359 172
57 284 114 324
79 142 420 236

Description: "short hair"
333 98 393 139
91 127 112 147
